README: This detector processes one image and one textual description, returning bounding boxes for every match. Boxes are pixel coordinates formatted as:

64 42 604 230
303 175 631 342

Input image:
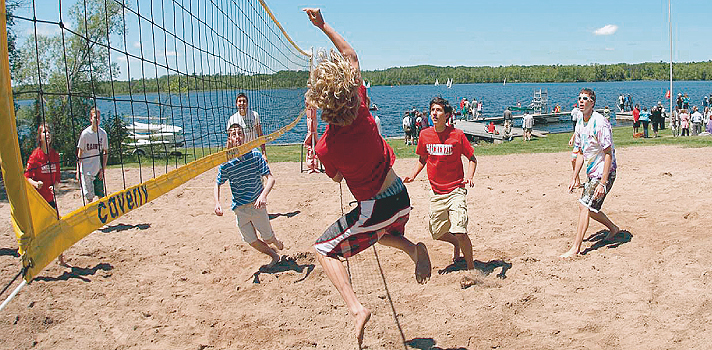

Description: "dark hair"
579 88 596 107
227 123 243 132
235 92 248 104
429 96 453 114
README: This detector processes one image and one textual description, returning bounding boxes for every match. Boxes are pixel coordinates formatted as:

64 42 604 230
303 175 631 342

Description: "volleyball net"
0 0 310 281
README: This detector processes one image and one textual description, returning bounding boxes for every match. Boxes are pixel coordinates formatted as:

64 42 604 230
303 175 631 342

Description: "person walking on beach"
214 123 284 268
404 96 477 271
76 107 108 203
561 88 620 258
227 92 267 159
303 8 431 346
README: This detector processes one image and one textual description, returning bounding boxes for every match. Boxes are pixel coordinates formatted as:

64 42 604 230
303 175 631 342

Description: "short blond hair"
305 49 362 126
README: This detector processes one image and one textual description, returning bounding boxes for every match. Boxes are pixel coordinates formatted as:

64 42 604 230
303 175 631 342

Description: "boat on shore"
123 120 184 156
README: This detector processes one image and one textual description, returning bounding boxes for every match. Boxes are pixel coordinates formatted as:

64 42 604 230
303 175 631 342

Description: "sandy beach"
1 144 712 350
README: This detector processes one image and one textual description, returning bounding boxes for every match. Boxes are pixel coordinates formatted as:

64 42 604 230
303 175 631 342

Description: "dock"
454 120 548 142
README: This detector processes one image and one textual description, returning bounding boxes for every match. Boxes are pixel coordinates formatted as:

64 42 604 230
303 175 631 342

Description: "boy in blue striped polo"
214 123 283 267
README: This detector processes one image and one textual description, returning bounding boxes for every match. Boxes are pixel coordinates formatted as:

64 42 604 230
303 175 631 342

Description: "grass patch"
108 126 712 168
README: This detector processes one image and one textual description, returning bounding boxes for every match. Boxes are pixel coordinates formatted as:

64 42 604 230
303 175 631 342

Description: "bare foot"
414 242 431 284
265 253 280 268
452 244 461 263
603 227 621 242
559 249 579 259
460 276 478 289
269 238 284 250
355 308 371 347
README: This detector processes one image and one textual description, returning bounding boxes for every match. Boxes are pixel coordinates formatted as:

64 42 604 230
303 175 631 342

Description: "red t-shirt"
315 85 395 201
24 147 61 203
416 126 474 194
633 108 640 122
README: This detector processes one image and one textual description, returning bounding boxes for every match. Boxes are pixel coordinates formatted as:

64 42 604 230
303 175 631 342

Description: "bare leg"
453 233 474 270
316 253 371 346
249 240 280 267
571 158 581 188
436 232 461 261
378 235 431 284
590 210 620 241
561 203 590 258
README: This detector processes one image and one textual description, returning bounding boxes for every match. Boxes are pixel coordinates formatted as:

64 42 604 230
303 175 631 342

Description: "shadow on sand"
438 258 512 279
251 255 314 284
581 229 632 255
268 210 301 220
0 247 20 257
34 263 114 283
99 223 151 233
406 338 468 350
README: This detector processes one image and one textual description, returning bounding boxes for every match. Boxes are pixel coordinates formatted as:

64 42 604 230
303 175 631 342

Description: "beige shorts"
429 187 468 239
233 203 275 244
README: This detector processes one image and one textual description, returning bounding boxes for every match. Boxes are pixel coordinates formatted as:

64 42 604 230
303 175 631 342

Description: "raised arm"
303 8 360 75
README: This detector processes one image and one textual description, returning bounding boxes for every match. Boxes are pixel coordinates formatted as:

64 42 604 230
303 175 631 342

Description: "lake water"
16 80 711 145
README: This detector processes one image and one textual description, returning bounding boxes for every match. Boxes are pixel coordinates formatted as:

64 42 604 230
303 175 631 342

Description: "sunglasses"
578 95 592 101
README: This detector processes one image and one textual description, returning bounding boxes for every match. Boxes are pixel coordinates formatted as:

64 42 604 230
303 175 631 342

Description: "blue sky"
13 0 712 78
269 0 711 70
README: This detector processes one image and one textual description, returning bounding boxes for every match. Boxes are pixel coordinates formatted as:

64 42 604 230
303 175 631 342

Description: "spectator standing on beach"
304 101 320 173
503 107 513 141
403 112 413 145
26 123 66 266
603 106 611 122
522 113 534 141
650 105 662 138
404 96 477 271
702 96 708 111
639 107 650 138
76 107 108 203
670 107 680 137
632 104 640 135
215 123 284 268
691 106 704 136
706 113 712 134
683 94 690 110
561 88 620 258
370 104 382 136
680 109 691 137
676 93 683 109
657 102 666 130
227 93 267 159
303 8 432 346
461 98 469 120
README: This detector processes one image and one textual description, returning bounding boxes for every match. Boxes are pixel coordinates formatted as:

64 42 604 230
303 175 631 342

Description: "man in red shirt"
304 8 431 347
632 104 641 135
404 97 478 270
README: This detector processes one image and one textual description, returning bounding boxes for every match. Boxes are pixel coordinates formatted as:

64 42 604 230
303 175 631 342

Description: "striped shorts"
315 178 411 259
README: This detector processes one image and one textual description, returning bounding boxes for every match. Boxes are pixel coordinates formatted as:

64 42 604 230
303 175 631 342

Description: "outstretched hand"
403 176 415 183
303 8 324 28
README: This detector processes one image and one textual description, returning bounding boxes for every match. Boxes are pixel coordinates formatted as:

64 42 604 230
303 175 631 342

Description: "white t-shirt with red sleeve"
416 126 474 194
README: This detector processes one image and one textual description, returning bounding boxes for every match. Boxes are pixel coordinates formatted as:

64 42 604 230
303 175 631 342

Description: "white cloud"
594 24 618 36
26 23 61 37
605 47 615 51
133 41 142 49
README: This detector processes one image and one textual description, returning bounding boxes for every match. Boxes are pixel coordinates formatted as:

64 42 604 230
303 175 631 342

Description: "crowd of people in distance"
459 97 483 120
629 92 712 138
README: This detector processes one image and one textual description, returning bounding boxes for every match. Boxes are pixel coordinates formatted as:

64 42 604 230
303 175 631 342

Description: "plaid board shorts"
315 178 411 259
579 171 616 213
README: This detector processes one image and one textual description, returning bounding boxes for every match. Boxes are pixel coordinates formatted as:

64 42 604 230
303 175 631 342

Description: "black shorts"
633 121 640 128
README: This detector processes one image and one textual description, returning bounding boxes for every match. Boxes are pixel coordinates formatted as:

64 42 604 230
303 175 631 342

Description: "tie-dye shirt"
573 111 617 180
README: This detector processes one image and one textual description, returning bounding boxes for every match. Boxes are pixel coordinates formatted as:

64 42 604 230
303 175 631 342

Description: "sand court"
1 145 712 349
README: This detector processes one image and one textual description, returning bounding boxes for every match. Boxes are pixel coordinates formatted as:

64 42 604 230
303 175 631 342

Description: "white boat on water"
446 78 452 88
124 120 184 156
434 79 439 86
